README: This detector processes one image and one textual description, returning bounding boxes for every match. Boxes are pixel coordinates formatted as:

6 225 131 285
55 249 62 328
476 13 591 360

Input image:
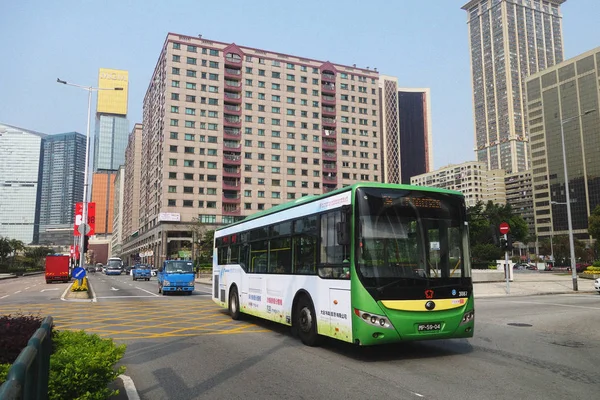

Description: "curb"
119 375 140 400
60 278 97 302
476 289 598 298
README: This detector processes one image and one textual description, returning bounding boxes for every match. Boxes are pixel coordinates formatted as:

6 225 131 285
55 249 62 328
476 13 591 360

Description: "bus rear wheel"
229 286 240 320
295 296 321 347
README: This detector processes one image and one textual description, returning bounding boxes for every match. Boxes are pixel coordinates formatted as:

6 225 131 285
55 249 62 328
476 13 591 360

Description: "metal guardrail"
0 316 53 400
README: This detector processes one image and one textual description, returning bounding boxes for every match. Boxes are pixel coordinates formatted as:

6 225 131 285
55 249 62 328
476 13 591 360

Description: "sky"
0 0 598 170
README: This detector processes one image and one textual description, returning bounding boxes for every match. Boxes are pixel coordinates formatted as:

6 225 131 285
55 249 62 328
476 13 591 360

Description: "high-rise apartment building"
37 132 86 245
379 76 433 184
410 161 506 207
110 166 125 257
505 171 534 236
526 46 600 242
123 33 385 265
0 123 45 244
122 123 143 242
462 0 566 173
91 68 130 237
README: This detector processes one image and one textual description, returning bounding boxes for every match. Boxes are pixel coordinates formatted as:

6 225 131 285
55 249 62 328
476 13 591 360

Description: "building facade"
123 32 385 265
462 0 566 173
37 132 86 245
378 76 433 184
93 115 129 171
526 46 600 241
110 166 125 258
122 123 143 243
90 172 116 236
505 171 534 237
410 161 506 207
0 123 45 244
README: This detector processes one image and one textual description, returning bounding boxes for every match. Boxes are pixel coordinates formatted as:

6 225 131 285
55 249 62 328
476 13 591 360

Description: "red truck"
45 255 70 284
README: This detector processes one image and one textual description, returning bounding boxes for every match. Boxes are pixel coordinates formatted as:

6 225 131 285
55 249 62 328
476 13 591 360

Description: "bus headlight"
189 280 195 286
460 310 474 325
354 308 394 330
164 280 170 286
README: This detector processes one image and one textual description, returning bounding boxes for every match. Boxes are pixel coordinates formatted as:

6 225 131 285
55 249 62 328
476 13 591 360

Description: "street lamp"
558 108 596 291
57 78 123 270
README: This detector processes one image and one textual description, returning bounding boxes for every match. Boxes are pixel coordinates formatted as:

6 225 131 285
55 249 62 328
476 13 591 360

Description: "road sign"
72 267 86 280
78 223 90 235
499 222 510 235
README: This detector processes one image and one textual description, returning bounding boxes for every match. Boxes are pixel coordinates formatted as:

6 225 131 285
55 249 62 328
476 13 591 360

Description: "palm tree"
9 239 25 268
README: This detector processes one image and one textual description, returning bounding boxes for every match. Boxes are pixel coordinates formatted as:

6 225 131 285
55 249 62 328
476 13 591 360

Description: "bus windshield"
355 187 471 293
107 259 122 269
164 260 194 273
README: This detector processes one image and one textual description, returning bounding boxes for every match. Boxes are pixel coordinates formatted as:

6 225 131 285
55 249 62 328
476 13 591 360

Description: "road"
1 274 599 399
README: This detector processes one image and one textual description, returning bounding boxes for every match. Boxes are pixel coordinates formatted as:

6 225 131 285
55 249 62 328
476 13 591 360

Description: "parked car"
594 278 600 294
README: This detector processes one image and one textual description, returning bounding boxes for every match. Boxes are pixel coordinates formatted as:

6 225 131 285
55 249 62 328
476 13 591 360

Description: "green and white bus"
212 183 474 346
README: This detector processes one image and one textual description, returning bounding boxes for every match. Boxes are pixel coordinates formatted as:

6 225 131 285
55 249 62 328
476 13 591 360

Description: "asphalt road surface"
1 274 599 399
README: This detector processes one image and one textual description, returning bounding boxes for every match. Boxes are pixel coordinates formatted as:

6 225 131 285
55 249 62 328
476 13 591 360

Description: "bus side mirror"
158 267 163 272
336 221 350 245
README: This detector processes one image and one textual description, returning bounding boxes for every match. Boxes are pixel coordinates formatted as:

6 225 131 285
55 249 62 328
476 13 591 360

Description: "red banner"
73 202 96 236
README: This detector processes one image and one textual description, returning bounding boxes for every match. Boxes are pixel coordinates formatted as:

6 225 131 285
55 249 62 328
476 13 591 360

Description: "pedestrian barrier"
0 316 53 400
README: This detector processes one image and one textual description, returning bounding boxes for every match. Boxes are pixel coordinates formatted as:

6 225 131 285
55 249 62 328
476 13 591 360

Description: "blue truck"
132 264 151 281
157 260 195 295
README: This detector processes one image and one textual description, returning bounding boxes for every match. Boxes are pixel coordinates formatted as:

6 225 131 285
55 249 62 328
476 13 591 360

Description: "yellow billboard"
97 68 129 115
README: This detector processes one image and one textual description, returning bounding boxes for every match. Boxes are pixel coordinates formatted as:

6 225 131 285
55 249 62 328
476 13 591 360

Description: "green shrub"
48 330 126 400
0 363 9 383
488 265 497 270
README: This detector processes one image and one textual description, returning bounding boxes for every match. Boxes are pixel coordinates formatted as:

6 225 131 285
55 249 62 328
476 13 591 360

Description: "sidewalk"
196 272 598 298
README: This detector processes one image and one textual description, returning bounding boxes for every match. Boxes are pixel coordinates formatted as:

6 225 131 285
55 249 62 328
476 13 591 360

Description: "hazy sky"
1 0 598 169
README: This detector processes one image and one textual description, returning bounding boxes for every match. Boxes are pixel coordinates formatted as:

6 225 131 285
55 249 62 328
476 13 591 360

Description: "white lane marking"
110 287 120 291
0 295 9 299
118 374 140 400
41 288 59 292
95 296 159 299
135 286 160 297
24 287 30 290
14 291 21 294
509 300 600 310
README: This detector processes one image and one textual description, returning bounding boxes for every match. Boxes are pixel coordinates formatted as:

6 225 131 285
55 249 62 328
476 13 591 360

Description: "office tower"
379 76 433 184
0 123 45 244
411 161 506 207
526 47 600 242
38 132 86 245
91 68 129 236
462 0 566 173
124 33 383 265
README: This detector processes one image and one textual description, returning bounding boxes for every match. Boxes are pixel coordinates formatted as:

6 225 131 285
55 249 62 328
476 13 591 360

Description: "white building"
0 123 46 244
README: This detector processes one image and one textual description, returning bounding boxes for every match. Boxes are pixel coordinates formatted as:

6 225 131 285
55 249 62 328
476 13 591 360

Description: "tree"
8 239 24 268
588 204 600 258
467 201 529 247
189 218 216 265
0 236 11 266
550 234 587 266
23 246 54 269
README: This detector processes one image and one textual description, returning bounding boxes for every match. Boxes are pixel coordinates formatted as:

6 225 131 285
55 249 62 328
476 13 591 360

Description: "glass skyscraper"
93 115 129 171
0 123 45 244
463 0 566 173
37 132 86 245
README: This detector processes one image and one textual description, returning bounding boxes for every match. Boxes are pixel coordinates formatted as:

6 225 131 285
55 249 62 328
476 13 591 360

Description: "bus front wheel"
295 296 321 347
229 286 240 320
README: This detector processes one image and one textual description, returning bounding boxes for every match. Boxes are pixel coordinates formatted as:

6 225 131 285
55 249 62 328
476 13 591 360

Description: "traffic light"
500 234 513 251
83 235 89 253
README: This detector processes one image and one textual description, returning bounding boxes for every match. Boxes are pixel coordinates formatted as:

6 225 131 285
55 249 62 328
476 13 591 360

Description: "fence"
0 316 53 400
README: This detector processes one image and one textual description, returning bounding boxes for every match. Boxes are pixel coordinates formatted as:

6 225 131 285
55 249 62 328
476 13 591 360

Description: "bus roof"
216 182 464 232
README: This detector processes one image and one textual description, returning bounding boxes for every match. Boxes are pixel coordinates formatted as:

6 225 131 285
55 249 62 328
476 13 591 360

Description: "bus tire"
295 295 321 347
229 286 240 320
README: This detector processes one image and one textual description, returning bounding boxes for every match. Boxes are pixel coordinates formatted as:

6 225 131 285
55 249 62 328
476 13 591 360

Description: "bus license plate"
418 323 441 332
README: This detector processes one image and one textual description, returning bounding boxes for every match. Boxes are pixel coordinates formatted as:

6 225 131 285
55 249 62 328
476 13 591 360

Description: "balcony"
223 166 241 178
323 174 338 183
322 117 336 128
223 178 241 188
225 67 242 78
322 83 336 93
322 129 336 138
321 72 335 82
323 185 337 193
322 94 336 105
225 79 242 91
322 106 336 116
222 205 242 215
224 114 242 127
322 139 336 150
224 127 241 140
323 162 336 171
223 191 241 204
223 140 241 150
223 152 242 165
323 151 337 161
224 53 243 67
224 91 242 103
224 104 241 114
